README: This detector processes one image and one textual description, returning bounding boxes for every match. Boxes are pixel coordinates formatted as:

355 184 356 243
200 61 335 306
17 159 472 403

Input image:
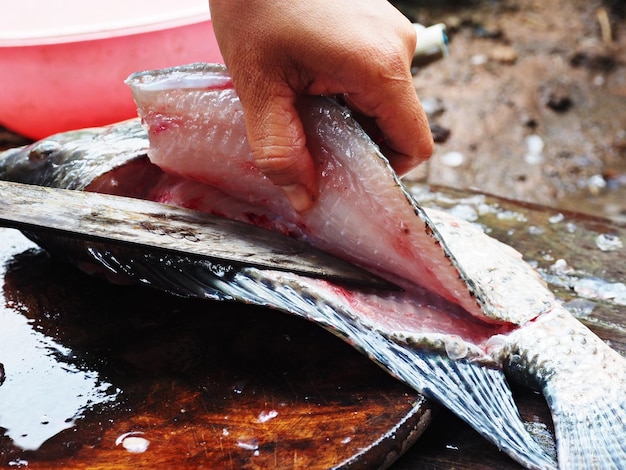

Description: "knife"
0 180 395 289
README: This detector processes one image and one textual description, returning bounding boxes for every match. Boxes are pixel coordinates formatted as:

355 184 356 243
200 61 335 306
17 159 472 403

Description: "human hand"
209 0 434 212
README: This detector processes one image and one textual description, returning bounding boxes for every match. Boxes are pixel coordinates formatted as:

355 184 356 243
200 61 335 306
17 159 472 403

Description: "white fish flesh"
1 63 625 469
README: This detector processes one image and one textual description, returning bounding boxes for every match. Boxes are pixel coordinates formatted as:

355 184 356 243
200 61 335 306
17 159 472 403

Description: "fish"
1 62 625 469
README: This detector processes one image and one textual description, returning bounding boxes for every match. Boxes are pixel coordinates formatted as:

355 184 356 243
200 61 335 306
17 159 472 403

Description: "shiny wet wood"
0 229 432 469
0 181 624 469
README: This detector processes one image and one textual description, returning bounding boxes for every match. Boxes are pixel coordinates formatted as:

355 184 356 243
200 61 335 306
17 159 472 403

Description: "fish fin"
503 307 626 468
541 367 626 470
388 350 556 470
78 245 236 301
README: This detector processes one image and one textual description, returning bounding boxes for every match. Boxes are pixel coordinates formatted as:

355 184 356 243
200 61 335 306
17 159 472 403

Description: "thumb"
241 91 318 213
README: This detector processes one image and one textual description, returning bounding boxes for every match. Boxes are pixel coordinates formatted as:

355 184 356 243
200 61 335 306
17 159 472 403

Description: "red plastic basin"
0 0 222 139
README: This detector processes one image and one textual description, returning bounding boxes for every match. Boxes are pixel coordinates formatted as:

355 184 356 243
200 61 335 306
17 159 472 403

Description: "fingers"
343 71 434 177
332 7 433 176
210 0 433 208
373 82 434 176
240 88 318 213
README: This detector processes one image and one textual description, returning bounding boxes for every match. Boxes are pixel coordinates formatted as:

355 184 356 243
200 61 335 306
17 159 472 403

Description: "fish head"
0 120 148 190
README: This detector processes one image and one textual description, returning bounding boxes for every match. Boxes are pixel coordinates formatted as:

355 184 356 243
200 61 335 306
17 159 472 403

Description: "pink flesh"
125 71 493 323
89 158 509 350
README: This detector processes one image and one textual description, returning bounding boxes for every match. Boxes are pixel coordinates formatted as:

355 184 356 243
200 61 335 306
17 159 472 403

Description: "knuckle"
251 144 302 184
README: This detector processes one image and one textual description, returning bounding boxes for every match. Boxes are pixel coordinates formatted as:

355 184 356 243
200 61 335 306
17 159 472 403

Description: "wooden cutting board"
0 228 433 469
0 183 624 469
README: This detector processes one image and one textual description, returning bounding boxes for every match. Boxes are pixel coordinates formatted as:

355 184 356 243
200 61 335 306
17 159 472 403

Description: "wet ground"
395 0 626 222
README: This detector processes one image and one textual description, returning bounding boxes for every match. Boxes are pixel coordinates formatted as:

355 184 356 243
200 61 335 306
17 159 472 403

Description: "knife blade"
0 180 395 289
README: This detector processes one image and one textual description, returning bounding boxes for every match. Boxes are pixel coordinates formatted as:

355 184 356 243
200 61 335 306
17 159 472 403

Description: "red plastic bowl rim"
0 11 211 47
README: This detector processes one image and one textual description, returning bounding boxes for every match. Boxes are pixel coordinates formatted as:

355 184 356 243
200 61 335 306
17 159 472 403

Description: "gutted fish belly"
0 64 625 469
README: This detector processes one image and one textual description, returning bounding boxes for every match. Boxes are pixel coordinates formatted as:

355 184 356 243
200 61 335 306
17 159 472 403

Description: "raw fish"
1 63 625 469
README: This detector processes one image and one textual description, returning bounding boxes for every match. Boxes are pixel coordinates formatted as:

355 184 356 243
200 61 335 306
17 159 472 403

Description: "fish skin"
0 119 148 191
1 64 625 468
498 307 626 468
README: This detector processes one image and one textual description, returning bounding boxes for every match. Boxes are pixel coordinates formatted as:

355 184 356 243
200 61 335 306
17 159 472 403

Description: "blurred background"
396 0 626 222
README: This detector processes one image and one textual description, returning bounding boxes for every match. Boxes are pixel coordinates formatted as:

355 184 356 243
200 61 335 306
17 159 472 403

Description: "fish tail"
547 392 626 469
544 360 626 469
503 306 626 469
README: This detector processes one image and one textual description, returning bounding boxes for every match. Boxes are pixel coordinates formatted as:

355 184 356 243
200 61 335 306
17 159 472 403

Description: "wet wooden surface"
0 151 625 468
0 229 434 469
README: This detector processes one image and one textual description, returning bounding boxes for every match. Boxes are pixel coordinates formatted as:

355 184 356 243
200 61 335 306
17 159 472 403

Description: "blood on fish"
146 113 184 137
205 78 233 90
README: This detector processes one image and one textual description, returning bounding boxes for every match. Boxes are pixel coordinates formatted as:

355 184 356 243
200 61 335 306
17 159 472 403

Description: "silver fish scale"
426 208 556 325
0 119 147 190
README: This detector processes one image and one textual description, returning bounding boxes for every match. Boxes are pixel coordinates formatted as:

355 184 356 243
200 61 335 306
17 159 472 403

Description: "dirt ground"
395 0 626 222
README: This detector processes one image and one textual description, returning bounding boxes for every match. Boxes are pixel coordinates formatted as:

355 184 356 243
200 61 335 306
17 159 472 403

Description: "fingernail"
282 184 315 213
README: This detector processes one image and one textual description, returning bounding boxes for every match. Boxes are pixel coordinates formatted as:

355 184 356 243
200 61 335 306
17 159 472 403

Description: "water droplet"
550 259 573 274
525 134 544 154
496 210 527 222
574 278 626 305
116 432 149 453
564 298 597 318
444 336 468 360
449 204 478 222
257 410 278 423
232 380 246 394
595 233 623 252
484 334 508 354
441 151 465 167
587 174 607 194
8 459 29 467
548 213 564 224
471 54 488 65
524 134 544 164
236 437 259 451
